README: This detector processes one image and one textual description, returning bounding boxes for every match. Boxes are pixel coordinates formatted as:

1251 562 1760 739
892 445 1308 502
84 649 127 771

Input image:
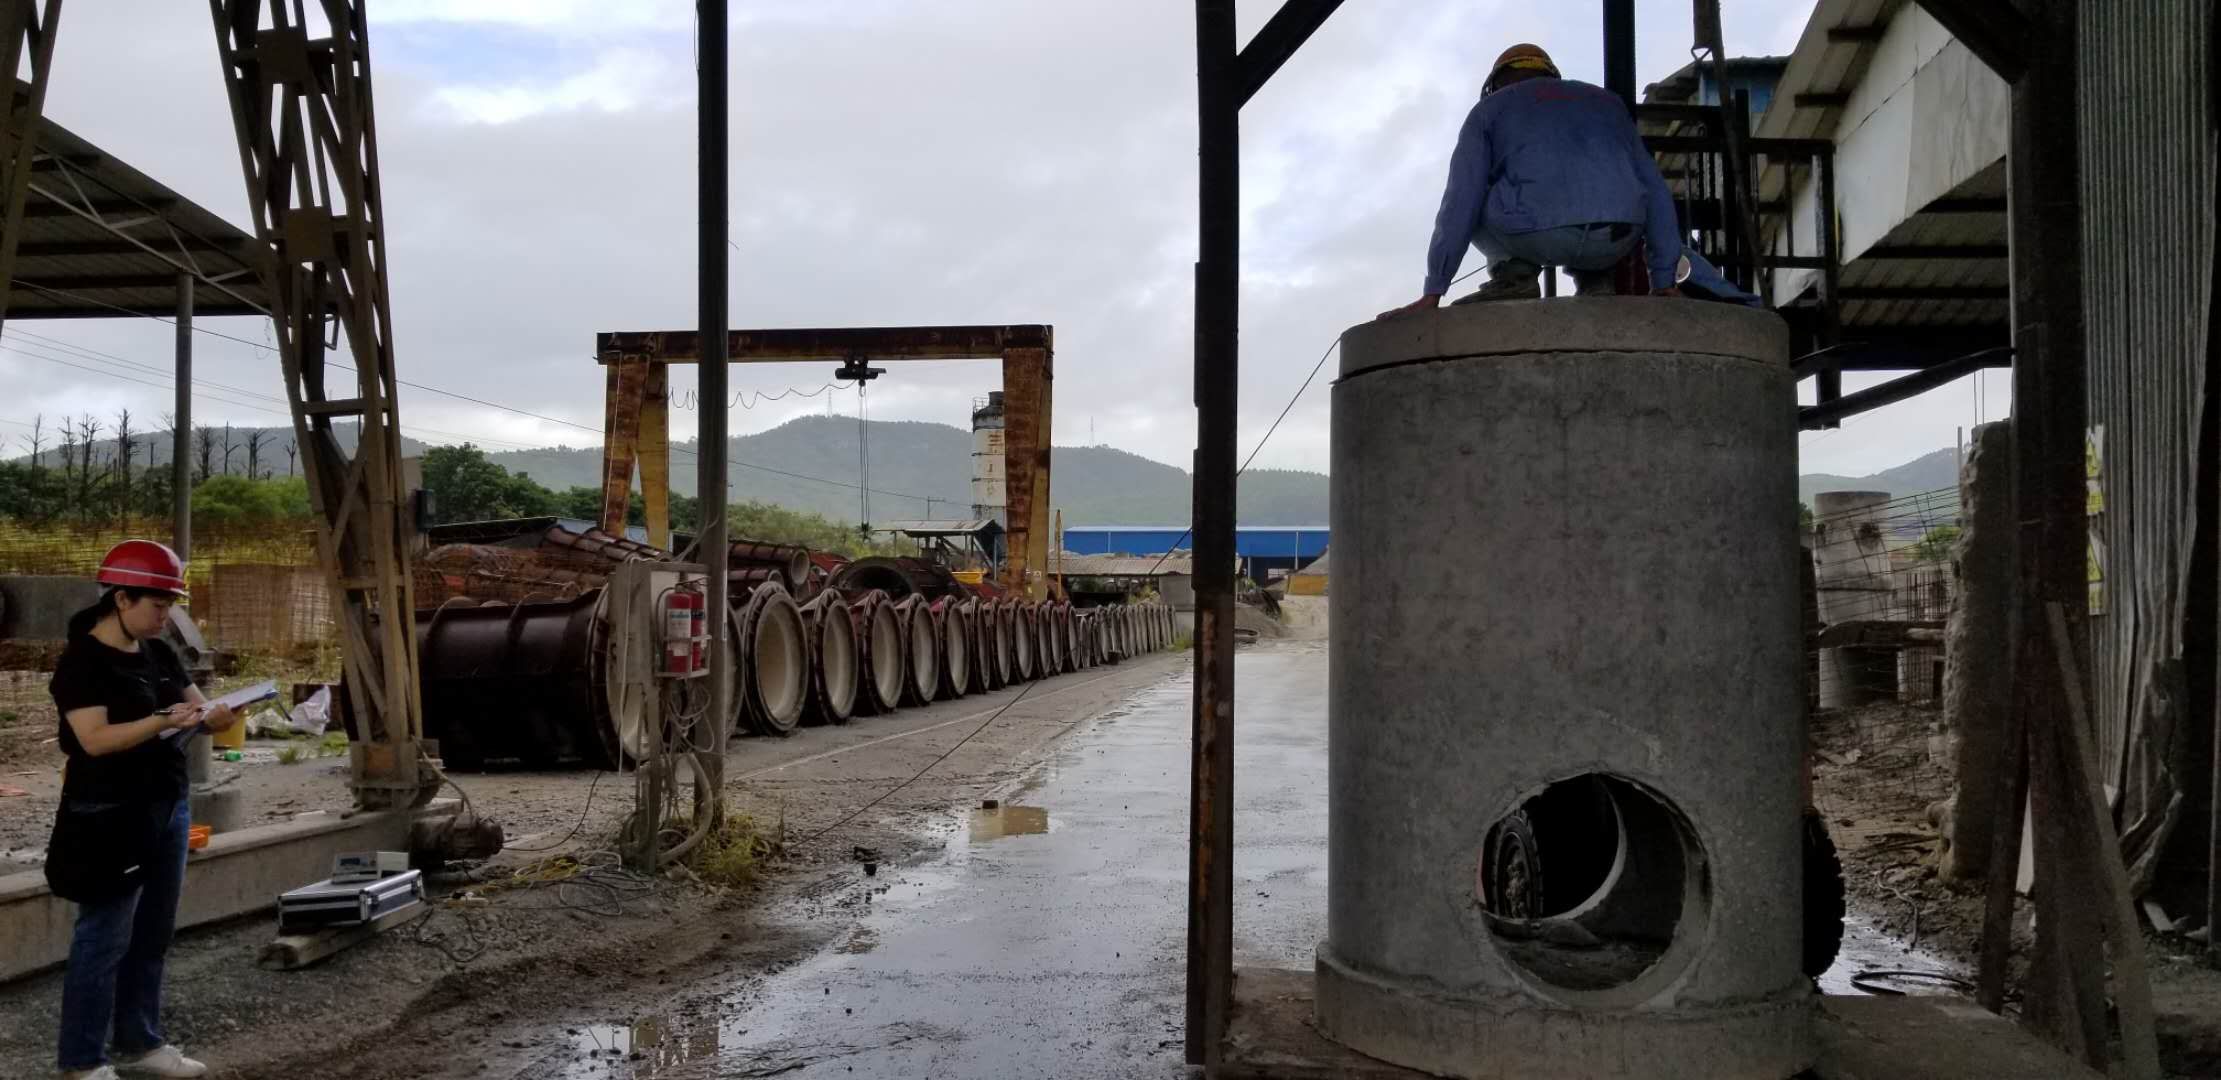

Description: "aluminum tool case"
277 870 424 932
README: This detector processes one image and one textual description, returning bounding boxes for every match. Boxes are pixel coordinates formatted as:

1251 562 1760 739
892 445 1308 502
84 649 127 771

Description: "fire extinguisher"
664 588 703 675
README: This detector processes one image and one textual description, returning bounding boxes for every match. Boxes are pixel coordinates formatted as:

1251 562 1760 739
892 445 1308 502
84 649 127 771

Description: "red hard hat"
96 539 188 596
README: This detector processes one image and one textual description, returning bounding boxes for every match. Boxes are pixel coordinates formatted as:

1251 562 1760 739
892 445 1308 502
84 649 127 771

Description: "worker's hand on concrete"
1652 286 1684 298
200 702 239 734
1377 294 1441 321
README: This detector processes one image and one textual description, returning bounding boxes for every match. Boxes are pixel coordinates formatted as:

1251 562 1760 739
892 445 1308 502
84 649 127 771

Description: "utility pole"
173 272 191 560
697 0 732 805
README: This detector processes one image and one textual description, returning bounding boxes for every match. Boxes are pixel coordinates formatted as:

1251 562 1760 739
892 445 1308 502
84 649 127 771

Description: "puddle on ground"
1819 915 1973 997
967 804 1051 842
562 1014 720 1077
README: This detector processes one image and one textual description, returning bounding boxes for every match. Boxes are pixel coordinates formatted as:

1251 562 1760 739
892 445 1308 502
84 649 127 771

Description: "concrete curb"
0 799 458 984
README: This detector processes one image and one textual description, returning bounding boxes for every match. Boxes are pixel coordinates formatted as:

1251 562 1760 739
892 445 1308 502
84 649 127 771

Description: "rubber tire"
1483 810 1545 919
1804 807 1847 979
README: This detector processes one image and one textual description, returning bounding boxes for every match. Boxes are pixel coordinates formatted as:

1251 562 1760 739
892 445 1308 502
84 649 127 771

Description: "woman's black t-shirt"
48 635 191 803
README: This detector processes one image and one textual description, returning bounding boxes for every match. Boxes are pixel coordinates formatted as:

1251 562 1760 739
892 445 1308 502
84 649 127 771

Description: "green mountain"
1798 447 1960 506
10 411 1961 527
482 415 1331 526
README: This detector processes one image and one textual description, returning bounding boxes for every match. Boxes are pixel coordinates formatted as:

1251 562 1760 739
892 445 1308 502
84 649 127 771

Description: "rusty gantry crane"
0 0 438 809
595 325 1057 599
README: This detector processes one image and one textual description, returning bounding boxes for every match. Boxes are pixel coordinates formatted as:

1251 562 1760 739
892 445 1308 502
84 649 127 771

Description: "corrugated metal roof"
7 110 269 320
876 518 1001 536
1058 554 1193 577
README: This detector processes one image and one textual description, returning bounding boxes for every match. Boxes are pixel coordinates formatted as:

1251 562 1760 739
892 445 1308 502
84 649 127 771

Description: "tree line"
0 412 307 525
422 444 903 557
2 422 907 557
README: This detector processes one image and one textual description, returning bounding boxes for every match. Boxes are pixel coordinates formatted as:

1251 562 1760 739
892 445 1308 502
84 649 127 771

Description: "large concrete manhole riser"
1318 298 1813 1080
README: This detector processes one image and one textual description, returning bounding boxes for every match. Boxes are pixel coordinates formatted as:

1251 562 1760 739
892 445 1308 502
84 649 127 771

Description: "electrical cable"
792 677 1042 849
1138 330 1344 577
7 279 941 505
501 769 604 854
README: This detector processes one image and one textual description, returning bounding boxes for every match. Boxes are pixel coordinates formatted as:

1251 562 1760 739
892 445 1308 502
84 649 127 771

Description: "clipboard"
159 680 279 741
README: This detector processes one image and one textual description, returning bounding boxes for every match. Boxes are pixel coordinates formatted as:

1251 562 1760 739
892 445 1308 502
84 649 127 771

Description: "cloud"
427 46 684 124
7 0 1964 491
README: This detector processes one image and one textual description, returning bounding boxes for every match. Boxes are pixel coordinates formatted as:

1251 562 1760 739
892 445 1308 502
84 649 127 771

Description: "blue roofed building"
1060 525 1329 580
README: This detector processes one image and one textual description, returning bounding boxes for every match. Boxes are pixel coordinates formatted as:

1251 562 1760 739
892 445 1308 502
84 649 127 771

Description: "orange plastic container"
187 824 212 851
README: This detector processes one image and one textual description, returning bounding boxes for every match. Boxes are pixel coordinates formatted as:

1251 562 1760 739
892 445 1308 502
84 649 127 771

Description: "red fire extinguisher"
664 588 704 675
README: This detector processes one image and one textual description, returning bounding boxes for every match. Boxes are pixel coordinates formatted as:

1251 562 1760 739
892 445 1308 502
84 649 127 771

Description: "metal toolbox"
277 869 424 932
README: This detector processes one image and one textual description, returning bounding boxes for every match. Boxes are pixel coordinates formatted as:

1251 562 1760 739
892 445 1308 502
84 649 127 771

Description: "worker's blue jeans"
56 798 190 1072
1474 221 1639 279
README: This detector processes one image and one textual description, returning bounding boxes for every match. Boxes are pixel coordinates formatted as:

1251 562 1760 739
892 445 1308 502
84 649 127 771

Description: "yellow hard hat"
1486 43 1560 92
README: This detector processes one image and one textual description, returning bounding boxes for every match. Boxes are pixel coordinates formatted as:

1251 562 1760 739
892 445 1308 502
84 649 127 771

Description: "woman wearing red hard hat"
45 540 237 1080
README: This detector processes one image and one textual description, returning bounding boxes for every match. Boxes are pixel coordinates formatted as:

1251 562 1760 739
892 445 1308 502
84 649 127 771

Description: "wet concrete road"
540 635 1943 1079
548 639 1330 1079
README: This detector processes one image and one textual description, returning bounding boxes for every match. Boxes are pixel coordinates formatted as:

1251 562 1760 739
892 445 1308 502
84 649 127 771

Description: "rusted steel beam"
640 361 671 550
599 357 646 536
1000 346 1052 599
596 324 1052 363
0 0 61 328
1232 0 1342 108
1190 0 1238 1065
211 0 429 809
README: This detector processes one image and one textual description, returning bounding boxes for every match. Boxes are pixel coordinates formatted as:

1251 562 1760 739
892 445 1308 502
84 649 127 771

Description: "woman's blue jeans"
56 797 189 1072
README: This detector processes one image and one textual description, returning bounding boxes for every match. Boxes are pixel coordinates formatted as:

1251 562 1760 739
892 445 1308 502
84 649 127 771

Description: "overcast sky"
1 1 1995 487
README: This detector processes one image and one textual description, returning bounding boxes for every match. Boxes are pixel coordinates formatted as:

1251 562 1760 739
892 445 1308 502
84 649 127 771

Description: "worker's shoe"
1570 269 1619 296
114 1046 206 1079
60 1068 121 1080
1449 274 1541 305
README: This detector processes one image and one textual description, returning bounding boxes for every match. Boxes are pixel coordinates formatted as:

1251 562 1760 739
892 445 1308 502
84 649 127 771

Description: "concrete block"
0 799 457 984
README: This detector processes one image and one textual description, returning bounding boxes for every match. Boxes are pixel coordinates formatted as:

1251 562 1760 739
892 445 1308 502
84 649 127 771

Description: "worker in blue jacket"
1381 43 1685 318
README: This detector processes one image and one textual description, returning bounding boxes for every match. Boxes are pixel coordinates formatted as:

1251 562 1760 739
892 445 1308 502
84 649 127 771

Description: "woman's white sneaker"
115 1045 207 1078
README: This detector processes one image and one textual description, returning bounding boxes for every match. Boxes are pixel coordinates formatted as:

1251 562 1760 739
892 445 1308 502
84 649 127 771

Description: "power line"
1140 332 1342 575
6 280 941 500
0 341 544 451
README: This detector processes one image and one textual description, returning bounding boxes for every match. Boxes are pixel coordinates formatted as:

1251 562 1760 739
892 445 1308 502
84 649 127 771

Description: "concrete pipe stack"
736 583 807 737
412 530 1174 770
933 597 971 700
1318 300 1810 1079
799 591 858 726
894 595 939 707
1003 601 1031 682
845 589 907 716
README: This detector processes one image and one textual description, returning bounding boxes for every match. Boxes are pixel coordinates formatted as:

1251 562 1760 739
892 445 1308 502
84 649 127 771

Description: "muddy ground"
0 645 1189 1078
1813 698 2221 1078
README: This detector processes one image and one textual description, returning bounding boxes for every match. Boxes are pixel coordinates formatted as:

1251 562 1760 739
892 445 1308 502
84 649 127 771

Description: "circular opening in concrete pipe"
1475 774 1707 995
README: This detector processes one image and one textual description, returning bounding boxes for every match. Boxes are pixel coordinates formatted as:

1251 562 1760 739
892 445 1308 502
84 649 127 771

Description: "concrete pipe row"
417 584 1179 770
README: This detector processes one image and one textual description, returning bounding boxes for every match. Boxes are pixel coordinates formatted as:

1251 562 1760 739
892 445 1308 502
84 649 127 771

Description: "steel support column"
173 272 192 560
600 356 646 535
1187 2 1341 1064
0 0 60 328
1188 0 1238 1066
1000 345 1051 598
210 0 430 809
698 0 732 798
641 361 671 550
1603 0 1635 112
